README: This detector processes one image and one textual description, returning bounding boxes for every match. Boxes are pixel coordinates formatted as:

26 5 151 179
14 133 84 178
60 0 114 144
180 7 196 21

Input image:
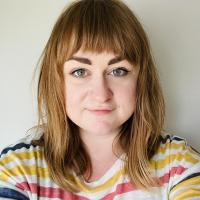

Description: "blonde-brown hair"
35 0 165 192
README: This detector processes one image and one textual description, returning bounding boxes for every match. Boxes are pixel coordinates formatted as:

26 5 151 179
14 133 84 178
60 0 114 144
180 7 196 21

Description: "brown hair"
35 0 165 192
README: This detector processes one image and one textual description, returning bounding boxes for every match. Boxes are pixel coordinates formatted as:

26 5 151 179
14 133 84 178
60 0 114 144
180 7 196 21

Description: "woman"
0 0 200 199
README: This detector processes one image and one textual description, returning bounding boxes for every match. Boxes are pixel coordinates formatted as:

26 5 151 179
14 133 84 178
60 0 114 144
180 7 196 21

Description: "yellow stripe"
0 165 49 181
170 176 200 194
156 142 187 154
74 168 125 193
1 165 125 193
157 139 200 160
0 150 44 165
150 152 199 170
173 189 200 200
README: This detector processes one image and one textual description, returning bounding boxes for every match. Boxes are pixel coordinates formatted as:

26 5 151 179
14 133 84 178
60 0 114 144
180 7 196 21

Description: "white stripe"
114 188 165 200
5 175 59 188
77 173 130 199
152 147 186 161
2 156 47 169
152 158 195 178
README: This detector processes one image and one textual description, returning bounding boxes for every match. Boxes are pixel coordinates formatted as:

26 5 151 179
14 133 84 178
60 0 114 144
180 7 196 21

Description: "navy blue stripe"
0 187 29 200
0 142 37 156
159 134 184 144
191 146 200 154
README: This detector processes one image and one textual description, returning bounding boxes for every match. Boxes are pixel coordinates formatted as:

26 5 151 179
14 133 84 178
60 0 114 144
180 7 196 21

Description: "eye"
110 67 130 77
70 68 88 78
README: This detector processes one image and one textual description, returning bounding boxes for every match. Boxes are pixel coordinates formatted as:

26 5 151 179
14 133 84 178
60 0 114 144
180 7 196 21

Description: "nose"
89 75 113 102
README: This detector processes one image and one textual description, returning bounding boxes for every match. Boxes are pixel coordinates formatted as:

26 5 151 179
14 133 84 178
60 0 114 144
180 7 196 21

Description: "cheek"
64 82 86 113
116 81 137 106
64 83 78 111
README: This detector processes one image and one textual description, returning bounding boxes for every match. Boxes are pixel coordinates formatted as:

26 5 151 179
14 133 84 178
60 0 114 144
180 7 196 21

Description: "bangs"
59 0 142 64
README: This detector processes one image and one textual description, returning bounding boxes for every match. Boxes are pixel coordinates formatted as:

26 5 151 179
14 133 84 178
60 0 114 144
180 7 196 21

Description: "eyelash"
70 67 130 78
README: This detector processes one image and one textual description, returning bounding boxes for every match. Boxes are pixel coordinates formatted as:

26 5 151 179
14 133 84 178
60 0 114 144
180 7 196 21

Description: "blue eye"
110 67 129 77
70 67 129 78
71 68 87 78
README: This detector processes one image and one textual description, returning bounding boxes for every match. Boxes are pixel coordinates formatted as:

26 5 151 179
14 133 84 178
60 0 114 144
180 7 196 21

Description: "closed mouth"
87 109 113 115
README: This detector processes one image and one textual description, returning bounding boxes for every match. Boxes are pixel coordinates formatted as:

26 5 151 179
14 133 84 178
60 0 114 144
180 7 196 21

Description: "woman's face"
64 49 139 137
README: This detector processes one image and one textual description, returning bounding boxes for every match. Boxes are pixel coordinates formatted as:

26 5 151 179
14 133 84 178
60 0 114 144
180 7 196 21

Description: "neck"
80 130 122 160
79 130 124 182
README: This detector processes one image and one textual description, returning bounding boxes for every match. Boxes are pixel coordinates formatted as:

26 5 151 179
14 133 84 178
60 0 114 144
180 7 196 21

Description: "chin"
84 124 119 136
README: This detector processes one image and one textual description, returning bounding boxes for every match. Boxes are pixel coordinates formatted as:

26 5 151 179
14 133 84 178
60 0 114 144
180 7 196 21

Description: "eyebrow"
67 56 125 65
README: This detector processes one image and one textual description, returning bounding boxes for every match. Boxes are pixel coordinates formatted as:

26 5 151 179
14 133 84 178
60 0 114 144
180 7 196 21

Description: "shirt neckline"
80 153 126 187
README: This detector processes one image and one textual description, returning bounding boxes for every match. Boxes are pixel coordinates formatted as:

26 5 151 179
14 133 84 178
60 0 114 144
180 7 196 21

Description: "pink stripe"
15 165 186 199
102 165 187 200
159 165 186 184
16 182 88 200
101 182 136 200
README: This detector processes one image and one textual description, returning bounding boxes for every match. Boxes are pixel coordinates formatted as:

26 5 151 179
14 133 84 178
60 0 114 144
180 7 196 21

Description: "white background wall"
0 0 199 151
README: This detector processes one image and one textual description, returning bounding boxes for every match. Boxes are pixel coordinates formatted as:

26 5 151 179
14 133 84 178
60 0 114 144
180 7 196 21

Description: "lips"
91 109 112 111
87 108 113 115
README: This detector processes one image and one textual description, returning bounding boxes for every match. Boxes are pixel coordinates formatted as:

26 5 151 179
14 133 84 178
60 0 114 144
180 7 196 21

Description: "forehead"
73 48 120 58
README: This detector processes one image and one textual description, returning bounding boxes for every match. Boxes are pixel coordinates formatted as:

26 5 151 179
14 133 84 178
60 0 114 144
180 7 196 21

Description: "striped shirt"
0 133 200 200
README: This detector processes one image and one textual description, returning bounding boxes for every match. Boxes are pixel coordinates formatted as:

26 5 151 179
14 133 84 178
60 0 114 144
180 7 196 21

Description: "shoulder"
0 134 45 175
0 133 45 170
151 132 200 199
0 134 43 160
154 132 199 155
0 134 46 199
158 132 192 146
152 132 200 170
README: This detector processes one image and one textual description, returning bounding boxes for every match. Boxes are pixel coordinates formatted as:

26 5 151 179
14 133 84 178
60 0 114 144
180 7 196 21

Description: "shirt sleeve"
0 145 29 200
168 141 200 200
